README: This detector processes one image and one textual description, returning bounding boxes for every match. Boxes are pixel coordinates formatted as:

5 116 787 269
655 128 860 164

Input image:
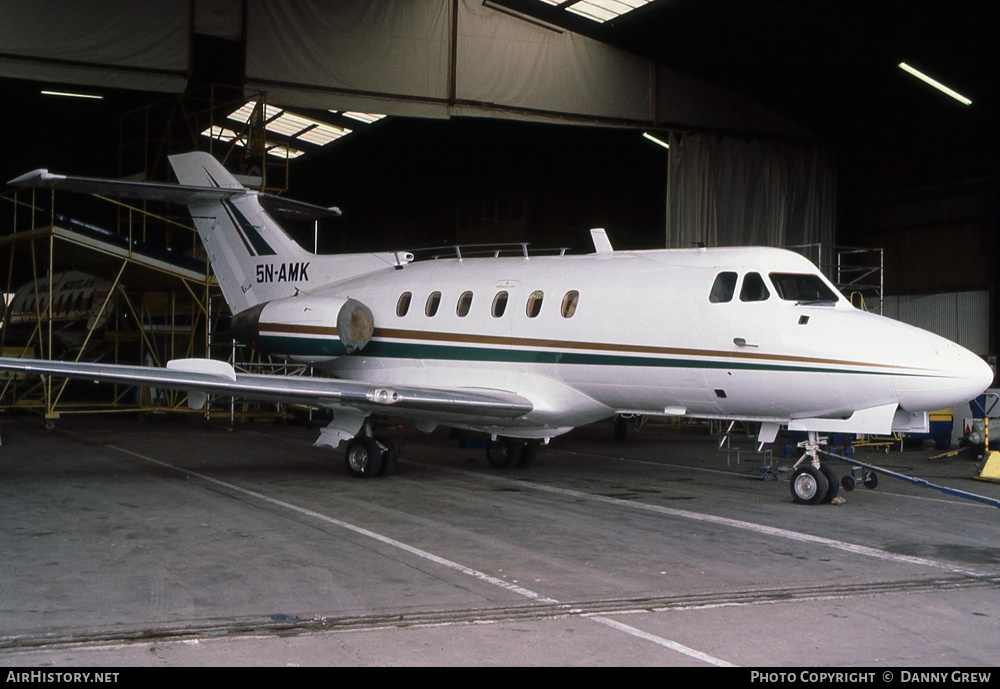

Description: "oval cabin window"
561 290 579 318
396 292 412 317
492 291 509 318
456 291 473 317
425 291 441 317
526 290 544 318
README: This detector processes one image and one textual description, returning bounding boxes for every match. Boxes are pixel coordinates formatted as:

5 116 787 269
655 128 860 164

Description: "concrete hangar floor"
1 412 998 667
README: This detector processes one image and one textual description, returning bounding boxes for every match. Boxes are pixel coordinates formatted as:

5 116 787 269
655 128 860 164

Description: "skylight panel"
201 126 245 145
341 111 387 124
539 0 652 23
266 145 305 160
266 110 317 137
228 101 283 124
296 123 351 146
226 100 357 151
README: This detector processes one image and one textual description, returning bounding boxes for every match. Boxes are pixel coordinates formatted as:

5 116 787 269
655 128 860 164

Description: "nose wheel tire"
819 464 840 503
790 465 830 505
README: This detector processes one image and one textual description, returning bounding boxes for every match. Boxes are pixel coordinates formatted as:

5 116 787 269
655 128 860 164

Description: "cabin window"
561 290 579 318
709 272 737 303
456 291 473 317
425 291 441 317
769 273 840 303
740 272 770 302
526 290 544 318
396 292 412 317
492 291 509 318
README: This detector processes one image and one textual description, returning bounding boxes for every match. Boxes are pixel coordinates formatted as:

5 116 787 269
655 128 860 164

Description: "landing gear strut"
789 431 839 505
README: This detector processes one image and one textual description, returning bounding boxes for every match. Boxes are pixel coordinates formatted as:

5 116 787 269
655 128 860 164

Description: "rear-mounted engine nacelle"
232 295 374 359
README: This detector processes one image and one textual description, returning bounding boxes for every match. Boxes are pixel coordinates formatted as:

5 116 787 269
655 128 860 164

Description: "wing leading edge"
0 357 533 421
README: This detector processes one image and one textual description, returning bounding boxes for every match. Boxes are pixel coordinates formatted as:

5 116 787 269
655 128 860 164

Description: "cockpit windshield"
769 273 840 303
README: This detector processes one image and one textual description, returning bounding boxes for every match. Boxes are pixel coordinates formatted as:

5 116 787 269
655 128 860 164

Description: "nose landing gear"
789 432 842 505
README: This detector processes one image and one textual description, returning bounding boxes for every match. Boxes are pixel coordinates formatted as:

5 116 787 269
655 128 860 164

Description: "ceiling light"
41 90 103 100
898 62 972 106
642 132 670 149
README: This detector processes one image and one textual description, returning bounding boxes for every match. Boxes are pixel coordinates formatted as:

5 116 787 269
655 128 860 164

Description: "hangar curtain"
665 132 836 252
0 0 189 92
244 0 806 134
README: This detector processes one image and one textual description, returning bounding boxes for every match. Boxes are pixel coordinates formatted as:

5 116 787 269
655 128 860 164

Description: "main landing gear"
344 434 398 478
486 437 538 469
789 432 841 505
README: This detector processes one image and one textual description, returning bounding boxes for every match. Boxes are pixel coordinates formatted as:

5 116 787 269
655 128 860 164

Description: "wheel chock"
974 451 1000 483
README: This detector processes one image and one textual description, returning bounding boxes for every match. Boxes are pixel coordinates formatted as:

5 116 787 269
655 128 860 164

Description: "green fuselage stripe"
258 333 904 377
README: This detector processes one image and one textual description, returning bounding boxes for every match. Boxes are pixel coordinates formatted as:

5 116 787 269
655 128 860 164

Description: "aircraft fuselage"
245 246 990 439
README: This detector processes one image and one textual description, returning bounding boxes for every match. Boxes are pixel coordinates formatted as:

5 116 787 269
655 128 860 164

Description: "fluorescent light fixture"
642 132 670 149
898 62 972 105
41 90 103 100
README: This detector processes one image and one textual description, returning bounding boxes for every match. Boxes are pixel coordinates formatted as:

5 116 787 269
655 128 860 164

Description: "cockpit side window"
740 272 770 302
709 272 737 303
769 273 840 303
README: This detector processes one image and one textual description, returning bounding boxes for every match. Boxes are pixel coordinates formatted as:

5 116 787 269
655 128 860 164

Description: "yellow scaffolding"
0 186 219 422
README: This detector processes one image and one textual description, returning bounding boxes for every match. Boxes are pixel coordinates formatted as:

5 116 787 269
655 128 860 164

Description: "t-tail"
167 152 410 315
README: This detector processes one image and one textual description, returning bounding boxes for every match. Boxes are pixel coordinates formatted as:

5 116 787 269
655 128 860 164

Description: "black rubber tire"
486 438 521 468
345 437 383 478
819 464 840 503
375 436 398 477
790 465 829 505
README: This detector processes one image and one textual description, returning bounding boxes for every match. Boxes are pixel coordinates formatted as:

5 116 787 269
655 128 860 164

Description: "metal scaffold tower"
0 185 218 423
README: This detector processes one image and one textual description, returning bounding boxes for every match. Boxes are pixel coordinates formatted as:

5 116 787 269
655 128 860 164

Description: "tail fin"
168 152 406 315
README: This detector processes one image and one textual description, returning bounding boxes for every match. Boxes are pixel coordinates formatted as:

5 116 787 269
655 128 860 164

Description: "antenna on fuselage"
590 228 614 254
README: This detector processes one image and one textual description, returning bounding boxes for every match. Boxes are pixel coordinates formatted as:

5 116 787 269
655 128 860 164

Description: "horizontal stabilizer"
7 167 341 220
7 169 243 205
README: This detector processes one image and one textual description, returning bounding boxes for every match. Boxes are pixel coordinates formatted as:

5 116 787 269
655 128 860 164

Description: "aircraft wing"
7 169 341 219
0 357 533 420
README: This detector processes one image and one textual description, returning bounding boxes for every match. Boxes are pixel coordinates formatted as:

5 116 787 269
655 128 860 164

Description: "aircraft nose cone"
894 335 994 412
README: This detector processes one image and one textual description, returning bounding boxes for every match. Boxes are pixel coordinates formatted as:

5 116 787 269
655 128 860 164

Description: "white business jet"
2 152 992 504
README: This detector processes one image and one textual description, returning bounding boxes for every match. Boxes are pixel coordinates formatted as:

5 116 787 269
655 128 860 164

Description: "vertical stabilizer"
167 152 404 316
168 152 311 314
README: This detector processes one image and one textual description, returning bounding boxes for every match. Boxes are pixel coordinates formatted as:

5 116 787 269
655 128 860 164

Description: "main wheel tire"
790 465 830 505
614 415 629 441
375 436 398 477
345 437 383 478
819 464 840 504
516 441 538 468
486 438 521 468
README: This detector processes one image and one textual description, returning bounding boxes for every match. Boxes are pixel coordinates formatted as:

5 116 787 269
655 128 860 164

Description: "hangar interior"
0 0 995 418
